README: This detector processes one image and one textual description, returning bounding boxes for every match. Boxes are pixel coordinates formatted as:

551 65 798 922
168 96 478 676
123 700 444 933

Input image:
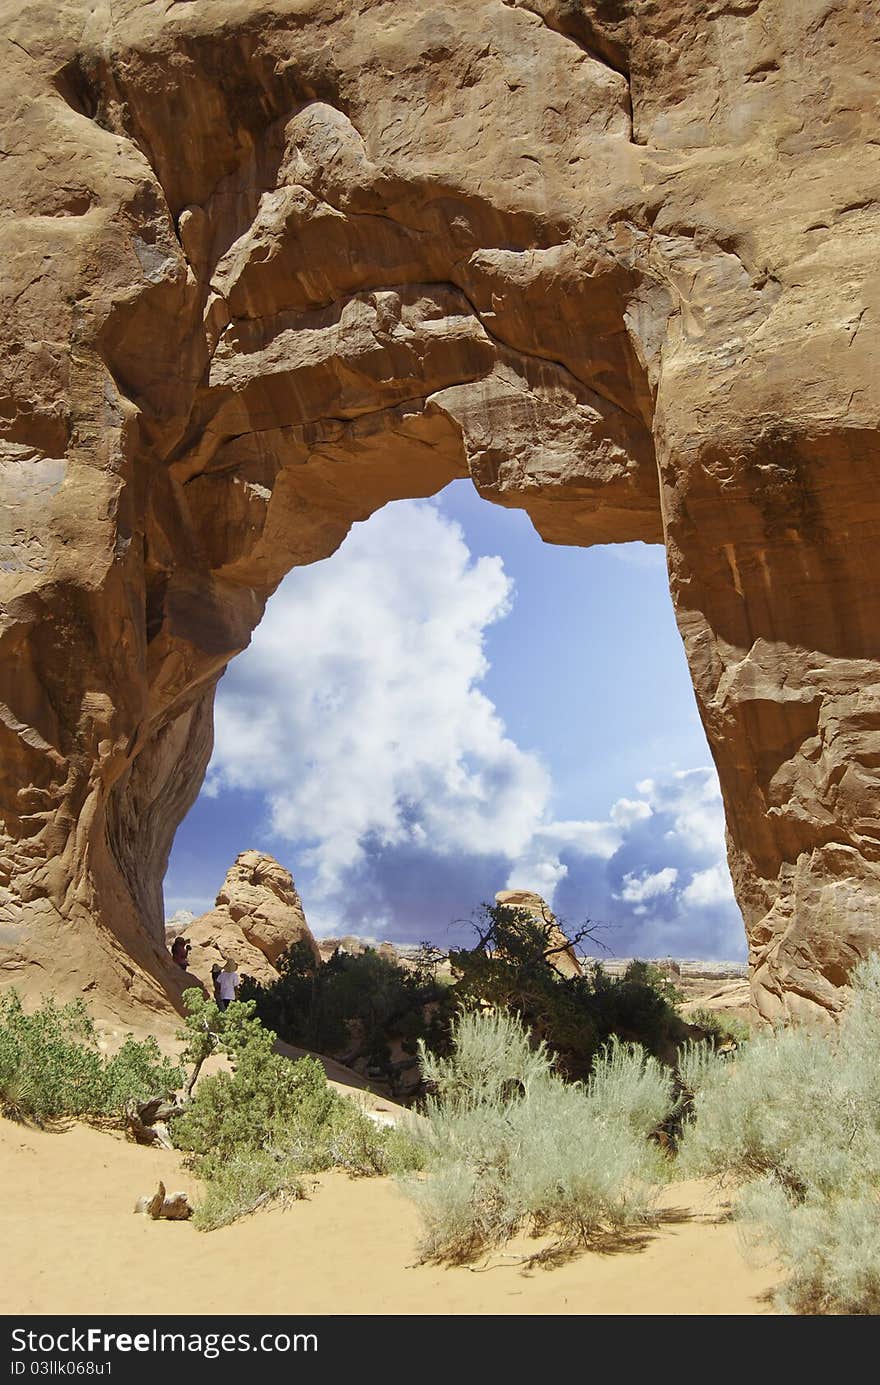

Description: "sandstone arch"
1 0 878 1022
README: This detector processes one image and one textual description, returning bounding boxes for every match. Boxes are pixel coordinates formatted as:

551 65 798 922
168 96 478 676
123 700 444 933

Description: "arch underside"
1 0 880 1023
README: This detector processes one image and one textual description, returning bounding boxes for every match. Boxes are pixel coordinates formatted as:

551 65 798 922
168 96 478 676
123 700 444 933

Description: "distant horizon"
166 897 747 968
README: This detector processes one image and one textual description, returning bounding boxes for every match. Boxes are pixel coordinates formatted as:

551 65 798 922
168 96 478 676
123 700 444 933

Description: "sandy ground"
0 1121 779 1316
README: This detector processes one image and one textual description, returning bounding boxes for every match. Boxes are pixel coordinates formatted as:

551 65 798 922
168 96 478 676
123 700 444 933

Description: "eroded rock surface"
1 0 879 1022
173 851 320 992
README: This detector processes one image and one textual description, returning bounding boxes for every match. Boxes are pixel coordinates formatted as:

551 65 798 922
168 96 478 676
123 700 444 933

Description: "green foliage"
737 1182 880 1316
449 904 687 1080
241 911 688 1098
586 1035 680 1138
623 960 685 1008
176 987 269 1090
192 1148 306 1231
0 989 183 1127
240 942 454 1093
171 994 423 1230
676 1036 726 1101
678 1026 844 1195
678 954 880 1313
402 1008 675 1262
686 1007 751 1048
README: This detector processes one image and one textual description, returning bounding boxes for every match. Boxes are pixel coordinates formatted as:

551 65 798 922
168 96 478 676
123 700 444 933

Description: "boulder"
170 852 320 991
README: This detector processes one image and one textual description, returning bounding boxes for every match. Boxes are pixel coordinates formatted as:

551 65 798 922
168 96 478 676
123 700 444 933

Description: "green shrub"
0 989 182 1127
676 1036 726 1102
737 1182 880 1316
678 954 880 1313
171 994 422 1229
449 904 688 1079
677 1026 847 1196
686 1007 751 1048
623 960 685 1008
246 908 690 1096
240 942 454 1094
401 1008 674 1262
191 1149 306 1231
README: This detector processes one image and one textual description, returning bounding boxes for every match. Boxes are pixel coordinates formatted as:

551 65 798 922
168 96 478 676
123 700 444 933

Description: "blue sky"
165 480 746 960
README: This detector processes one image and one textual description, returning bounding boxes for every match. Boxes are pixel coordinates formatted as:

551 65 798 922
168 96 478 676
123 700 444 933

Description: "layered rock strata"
1 1 879 1022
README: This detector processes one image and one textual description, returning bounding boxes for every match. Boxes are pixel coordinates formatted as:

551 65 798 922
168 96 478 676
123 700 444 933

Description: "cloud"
611 798 653 829
682 863 736 908
553 768 745 959
207 499 552 895
617 867 679 903
203 500 745 960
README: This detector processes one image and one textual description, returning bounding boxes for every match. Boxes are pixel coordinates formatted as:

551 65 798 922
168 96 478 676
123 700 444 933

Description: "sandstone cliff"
1 0 878 1022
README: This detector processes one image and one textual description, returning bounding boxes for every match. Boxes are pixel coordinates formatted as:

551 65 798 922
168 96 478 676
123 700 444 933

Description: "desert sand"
0 1121 779 1317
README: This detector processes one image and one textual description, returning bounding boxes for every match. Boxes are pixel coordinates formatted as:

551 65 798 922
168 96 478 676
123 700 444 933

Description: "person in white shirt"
217 959 240 1010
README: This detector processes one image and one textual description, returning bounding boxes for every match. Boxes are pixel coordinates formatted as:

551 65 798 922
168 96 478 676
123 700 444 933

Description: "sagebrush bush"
678 1023 866 1196
585 1036 677 1137
0 990 182 1127
402 1009 674 1262
737 1181 880 1316
171 994 423 1229
678 954 880 1313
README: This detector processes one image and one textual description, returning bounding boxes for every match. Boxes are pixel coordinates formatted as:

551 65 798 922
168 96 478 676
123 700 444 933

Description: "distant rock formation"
170 851 320 990
164 910 195 942
495 889 583 980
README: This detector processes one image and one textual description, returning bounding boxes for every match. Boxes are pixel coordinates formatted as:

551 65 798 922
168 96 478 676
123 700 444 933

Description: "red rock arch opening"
2 1 879 1023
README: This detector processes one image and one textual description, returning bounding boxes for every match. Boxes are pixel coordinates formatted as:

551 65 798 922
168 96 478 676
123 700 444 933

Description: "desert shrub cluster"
449 903 689 1080
171 991 423 1230
685 1006 750 1048
678 954 880 1314
12 926 880 1314
241 906 690 1097
402 1008 674 1262
0 989 182 1127
240 940 454 1095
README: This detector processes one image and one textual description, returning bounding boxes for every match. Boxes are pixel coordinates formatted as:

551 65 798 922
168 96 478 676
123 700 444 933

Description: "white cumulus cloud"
682 863 736 908
197 499 745 958
207 500 553 901
617 867 679 903
611 797 653 829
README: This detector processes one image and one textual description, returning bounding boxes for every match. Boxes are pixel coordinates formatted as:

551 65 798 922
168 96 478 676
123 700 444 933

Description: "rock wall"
1 0 878 1021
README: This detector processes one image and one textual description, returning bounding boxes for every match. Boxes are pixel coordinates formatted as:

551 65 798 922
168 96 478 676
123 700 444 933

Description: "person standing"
217 959 239 1011
170 937 191 971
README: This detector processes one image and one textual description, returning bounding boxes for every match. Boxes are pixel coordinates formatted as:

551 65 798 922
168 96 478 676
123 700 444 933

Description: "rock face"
174 851 320 991
494 889 583 980
1 1 879 1023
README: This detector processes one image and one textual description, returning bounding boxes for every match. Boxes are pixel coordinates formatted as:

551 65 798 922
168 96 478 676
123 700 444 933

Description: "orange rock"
172 852 320 992
0 1 878 1027
494 890 583 980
